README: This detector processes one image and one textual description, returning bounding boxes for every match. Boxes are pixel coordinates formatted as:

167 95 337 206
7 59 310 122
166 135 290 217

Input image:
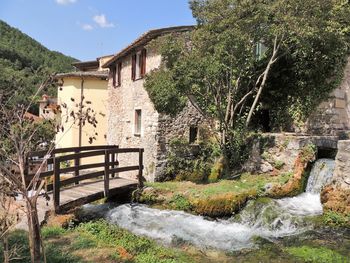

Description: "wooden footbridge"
26 145 144 213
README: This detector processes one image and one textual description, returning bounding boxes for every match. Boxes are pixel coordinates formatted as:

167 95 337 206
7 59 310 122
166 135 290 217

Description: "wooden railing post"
74 149 80 185
104 150 110 198
53 157 61 214
138 149 144 189
111 149 115 178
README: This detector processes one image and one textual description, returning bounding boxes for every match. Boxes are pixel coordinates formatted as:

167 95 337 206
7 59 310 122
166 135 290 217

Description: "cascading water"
105 158 336 251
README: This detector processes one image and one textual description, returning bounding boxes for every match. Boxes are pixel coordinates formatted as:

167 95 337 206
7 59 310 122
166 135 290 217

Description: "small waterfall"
305 158 335 193
103 158 336 251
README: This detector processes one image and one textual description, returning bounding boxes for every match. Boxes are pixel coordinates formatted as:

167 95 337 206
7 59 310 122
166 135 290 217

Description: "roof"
72 60 99 71
55 71 109 80
24 112 42 122
103 25 195 68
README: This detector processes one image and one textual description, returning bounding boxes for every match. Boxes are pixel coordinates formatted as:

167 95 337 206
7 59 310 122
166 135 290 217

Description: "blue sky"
0 0 195 61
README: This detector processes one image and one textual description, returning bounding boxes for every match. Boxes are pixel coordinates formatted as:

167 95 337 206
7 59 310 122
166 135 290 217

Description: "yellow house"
55 55 112 164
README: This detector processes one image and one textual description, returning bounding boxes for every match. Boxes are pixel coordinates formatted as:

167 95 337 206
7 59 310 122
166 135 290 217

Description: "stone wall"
307 57 350 136
154 101 209 181
321 140 350 216
332 140 350 189
107 45 209 182
243 133 338 174
107 46 161 181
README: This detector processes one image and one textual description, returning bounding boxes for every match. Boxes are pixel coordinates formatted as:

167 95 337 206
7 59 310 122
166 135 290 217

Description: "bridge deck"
57 177 138 211
17 177 138 230
38 177 137 214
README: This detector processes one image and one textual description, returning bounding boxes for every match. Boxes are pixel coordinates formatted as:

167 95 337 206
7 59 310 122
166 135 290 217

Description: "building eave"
55 71 109 80
102 25 195 68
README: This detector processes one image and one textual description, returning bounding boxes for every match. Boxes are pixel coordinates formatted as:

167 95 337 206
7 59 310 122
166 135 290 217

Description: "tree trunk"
26 199 41 263
2 236 9 263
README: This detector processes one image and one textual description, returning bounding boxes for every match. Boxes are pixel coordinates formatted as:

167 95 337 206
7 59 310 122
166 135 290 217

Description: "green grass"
74 220 194 262
323 211 350 228
141 172 303 216
0 221 196 263
285 246 349 263
41 226 66 238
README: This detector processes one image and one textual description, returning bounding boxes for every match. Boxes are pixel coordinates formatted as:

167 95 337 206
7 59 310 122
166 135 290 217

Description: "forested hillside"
0 20 77 107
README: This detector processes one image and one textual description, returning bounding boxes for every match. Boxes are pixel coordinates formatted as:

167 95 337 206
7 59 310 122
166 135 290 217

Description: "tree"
0 75 98 262
145 0 350 167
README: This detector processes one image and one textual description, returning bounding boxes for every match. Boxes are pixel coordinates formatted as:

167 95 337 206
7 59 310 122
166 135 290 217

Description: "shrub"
164 138 220 183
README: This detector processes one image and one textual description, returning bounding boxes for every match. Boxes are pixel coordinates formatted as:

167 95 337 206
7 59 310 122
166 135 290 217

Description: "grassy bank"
1 220 349 263
135 171 304 217
0 220 197 263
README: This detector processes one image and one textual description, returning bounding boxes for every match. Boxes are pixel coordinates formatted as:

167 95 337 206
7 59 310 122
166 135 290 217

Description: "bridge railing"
26 145 144 212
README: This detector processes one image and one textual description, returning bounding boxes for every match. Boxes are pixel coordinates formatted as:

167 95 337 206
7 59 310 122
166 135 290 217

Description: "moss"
191 190 257 217
168 194 192 211
300 143 317 163
285 246 349 263
321 185 350 217
323 211 350 228
140 172 301 217
273 160 285 170
208 157 226 183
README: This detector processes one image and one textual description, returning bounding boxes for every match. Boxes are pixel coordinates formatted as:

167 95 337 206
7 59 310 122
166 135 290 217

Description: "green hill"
0 20 77 106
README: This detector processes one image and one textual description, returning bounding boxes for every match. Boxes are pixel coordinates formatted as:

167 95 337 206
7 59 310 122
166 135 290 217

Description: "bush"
164 138 220 183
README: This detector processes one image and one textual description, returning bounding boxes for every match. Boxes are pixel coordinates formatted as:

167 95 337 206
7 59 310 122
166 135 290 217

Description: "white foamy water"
104 159 335 251
107 204 254 251
305 158 335 193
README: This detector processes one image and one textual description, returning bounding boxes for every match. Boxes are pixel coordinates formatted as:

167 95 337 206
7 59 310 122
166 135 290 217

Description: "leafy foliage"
145 0 350 168
164 138 221 183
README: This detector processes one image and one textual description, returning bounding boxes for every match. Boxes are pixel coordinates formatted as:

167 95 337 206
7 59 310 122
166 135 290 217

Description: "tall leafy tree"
145 0 350 166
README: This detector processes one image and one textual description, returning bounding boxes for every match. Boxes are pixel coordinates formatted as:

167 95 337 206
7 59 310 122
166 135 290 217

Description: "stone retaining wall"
332 140 350 189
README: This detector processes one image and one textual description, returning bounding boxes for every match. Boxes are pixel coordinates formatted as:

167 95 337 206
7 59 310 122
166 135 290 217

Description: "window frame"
112 62 122 88
131 48 146 81
189 126 198 144
134 109 142 136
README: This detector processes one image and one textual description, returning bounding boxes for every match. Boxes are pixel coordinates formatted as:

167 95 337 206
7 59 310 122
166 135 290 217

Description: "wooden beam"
104 151 110 198
53 157 61 214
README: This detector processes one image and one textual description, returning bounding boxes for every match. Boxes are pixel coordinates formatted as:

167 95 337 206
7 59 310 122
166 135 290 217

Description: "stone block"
335 99 346 109
333 89 346 99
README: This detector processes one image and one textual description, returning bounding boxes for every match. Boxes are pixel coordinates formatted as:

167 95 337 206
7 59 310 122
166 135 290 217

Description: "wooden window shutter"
131 54 136 81
117 62 122 86
141 49 147 77
112 66 116 87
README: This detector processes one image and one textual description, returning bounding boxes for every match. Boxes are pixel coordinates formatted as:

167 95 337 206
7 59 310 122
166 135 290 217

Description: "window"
131 49 146 81
255 42 267 60
134 109 142 135
112 62 122 87
189 126 198 144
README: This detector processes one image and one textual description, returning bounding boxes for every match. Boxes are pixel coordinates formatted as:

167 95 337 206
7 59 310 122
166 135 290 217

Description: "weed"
323 211 350 228
285 246 348 263
168 194 192 211
41 226 66 239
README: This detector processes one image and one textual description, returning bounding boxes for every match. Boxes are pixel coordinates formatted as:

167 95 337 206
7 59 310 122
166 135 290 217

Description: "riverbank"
134 170 307 217
1 219 349 263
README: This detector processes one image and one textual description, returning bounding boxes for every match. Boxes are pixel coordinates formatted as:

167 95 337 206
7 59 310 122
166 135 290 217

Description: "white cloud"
93 14 114 28
82 24 94 31
56 0 77 4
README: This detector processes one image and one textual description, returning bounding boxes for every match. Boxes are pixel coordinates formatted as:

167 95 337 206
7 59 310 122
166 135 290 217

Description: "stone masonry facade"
307 57 350 136
106 41 207 182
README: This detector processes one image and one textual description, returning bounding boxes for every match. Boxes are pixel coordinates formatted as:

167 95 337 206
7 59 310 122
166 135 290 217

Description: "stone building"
307 57 350 136
102 26 209 181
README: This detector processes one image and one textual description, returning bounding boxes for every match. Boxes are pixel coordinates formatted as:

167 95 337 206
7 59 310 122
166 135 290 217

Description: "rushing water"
103 159 336 251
